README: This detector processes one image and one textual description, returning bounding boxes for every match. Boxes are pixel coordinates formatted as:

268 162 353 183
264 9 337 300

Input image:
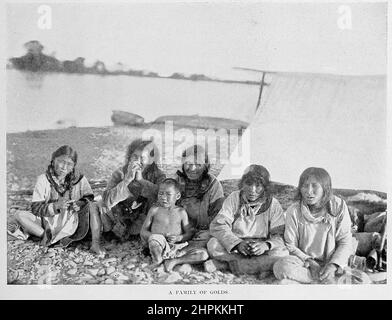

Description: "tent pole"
255 71 266 112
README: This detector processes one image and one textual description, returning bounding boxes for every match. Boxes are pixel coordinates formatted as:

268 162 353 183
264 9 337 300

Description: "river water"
6 70 258 133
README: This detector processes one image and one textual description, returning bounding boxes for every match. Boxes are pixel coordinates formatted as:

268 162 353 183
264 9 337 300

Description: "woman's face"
300 176 324 206
183 154 206 181
130 149 150 170
53 155 74 179
242 180 264 202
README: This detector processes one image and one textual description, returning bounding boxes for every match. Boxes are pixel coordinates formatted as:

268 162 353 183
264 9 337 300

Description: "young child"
140 178 193 267
273 167 370 284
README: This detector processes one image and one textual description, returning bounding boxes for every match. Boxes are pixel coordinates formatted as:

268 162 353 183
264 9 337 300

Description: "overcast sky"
7 1 387 80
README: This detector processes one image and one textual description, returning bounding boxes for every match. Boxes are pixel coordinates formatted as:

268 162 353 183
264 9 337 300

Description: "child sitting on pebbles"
140 178 193 269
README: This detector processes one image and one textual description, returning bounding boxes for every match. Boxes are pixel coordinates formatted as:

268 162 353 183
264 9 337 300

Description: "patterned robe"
31 173 94 246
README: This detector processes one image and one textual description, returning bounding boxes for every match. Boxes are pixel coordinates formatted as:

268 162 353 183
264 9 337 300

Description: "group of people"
11 139 380 284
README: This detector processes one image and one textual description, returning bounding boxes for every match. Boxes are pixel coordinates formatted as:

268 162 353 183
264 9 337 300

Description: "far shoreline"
6 66 261 87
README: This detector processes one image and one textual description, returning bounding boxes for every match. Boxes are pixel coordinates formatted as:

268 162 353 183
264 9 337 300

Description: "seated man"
207 165 288 276
140 178 193 267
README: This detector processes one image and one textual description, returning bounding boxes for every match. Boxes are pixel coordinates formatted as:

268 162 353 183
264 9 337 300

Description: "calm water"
6 70 258 133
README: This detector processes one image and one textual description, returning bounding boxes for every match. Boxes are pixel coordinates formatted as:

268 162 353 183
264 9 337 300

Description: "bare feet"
164 259 177 272
90 244 106 257
150 246 163 265
148 262 164 271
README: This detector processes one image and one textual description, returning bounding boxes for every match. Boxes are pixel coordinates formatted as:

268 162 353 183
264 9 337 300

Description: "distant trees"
169 72 213 81
10 40 61 72
189 74 211 81
91 60 107 74
8 41 251 85
62 57 86 73
169 72 187 79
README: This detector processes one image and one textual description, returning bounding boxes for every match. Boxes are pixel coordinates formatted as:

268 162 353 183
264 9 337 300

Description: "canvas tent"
218 72 386 192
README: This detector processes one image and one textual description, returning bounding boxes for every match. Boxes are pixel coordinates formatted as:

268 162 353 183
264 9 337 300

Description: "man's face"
183 153 206 181
242 179 264 202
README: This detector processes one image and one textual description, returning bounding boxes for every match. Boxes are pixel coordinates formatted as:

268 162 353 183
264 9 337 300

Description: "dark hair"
297 167 333 209
49 145 80 185
159 178 181 193
238 164 271 196
123 138 159 174
51 145 78 164
181 144 210 175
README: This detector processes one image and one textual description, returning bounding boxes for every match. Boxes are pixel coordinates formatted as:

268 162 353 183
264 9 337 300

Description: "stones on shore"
103 257 117 265
83 260 94 266
87 268 99 276
174 264 192 274
7 269 19 284
104 278 115 284
67 268 78 275
7 238 275 285
97 268 106 276
126 263 135 270
189 274 206 282
111 272 129 282
39 257 52 265
163 272 182 284
106 266 116 275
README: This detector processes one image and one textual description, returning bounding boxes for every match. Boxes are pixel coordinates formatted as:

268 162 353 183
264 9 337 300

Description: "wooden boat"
152 114 249 130
111 110 145 126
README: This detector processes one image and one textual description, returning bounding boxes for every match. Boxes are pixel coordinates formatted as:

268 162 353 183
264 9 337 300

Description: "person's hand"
192 230 209 241
54 198 70 213
124 161 140 183
304 258 321 279
247 241 270 256
134 167 143 181
319 263 338 283
166 234 182 244
70 201 81 212
235 241 251 256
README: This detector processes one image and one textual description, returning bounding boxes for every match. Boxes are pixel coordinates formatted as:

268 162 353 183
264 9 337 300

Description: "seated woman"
273 167 371 284
101 139 166 241
207 164 288 276
14 145 104 255
162 145 225 272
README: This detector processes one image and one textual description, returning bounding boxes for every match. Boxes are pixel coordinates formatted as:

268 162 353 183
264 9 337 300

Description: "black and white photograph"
1 0 390 300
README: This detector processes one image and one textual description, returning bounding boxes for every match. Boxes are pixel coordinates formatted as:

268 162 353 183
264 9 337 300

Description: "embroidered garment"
209 190 285 253
31 173 94 245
